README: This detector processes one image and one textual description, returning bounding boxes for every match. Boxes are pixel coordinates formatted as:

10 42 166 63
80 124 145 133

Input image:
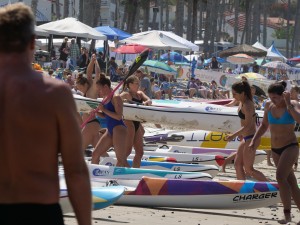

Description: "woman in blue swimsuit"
250 81 300 224
120 75 152 168
226 81 267 181
91 77 129 167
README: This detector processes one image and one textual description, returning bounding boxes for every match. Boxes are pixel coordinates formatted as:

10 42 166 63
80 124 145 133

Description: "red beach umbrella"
114 44 149 54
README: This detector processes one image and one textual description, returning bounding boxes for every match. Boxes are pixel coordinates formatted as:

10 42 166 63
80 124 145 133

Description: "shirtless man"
0 3 91 225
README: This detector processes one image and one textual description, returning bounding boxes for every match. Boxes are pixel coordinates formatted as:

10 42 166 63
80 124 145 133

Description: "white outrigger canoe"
59 169 125 213
99 157 219 177
153 145 267 164
88 164 212 185
60 185 125 214
74 94 263 134
143 127 279 150
74 95 300 138
107 151 225 166
114 177 280 210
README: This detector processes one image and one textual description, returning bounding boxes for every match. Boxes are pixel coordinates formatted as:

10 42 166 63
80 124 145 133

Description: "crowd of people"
4 3 300 225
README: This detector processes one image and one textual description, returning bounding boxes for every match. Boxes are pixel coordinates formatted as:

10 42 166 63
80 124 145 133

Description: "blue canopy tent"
94 26 132 73
94 26 132 41
160 51 189 63
266 41 287 62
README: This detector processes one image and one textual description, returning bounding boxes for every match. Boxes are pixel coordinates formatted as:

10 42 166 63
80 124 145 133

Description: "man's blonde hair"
0 3 35 53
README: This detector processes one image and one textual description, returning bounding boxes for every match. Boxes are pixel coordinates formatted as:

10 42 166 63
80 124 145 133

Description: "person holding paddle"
91 77 130 167
120 75 152 168
0 3 91 225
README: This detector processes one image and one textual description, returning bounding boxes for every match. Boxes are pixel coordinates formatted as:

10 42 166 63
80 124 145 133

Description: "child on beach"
249 81 300 224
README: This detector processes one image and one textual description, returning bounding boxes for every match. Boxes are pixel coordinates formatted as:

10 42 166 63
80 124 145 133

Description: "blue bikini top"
268 110 295 125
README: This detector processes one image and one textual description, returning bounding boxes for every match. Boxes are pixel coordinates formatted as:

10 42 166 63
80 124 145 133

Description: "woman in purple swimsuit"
226 81 267 181
91 77 129 167
250 81 300 224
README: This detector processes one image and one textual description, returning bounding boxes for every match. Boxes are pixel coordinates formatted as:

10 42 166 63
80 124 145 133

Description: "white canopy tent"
119 30 195 51
158 30 199 51
38 17 107 40
35 26 49 37
252 41 268 52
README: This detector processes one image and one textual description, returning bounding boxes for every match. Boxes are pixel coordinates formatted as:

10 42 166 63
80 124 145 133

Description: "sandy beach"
64 123 300 225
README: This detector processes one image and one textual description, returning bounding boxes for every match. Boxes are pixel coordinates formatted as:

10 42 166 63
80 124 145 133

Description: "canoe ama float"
60 186 125 214
116 177 280 210
99 157 219 177
107 151 225 166
144 127 300 150
88 164 213 182
153 145 266 165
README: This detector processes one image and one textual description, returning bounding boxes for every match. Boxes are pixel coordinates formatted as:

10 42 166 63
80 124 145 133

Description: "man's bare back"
0 3 91 225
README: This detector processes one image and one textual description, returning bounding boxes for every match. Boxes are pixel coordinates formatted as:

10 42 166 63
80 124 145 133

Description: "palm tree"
233 0 239 44
114 0 120 27
78 0 83 21
151 0 158 30
63 0 69 18
125 0 139 33
55 0 61 20
31 0 38 18
165 0 170 30
262 0 267 46
251 0 260 44
175 0 184 37
186 0 193 41
292 0 300 56
141 0 150 31
198 0 204 40
191 0 198 43
83 0 93 26
244 0 253 44
216 0 225 42
93 0 100 27
159 0 164 30
209 0 219 55
203 0 211 57
286 0 291 58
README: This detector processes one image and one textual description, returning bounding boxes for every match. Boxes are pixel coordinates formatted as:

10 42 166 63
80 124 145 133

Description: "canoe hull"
154 145 267 165
60 185 125 213
116 177 280 210
100 157 219 177
107 151 224 166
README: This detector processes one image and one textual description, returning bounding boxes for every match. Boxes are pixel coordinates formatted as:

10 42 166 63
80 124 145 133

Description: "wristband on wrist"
287 104 294 109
